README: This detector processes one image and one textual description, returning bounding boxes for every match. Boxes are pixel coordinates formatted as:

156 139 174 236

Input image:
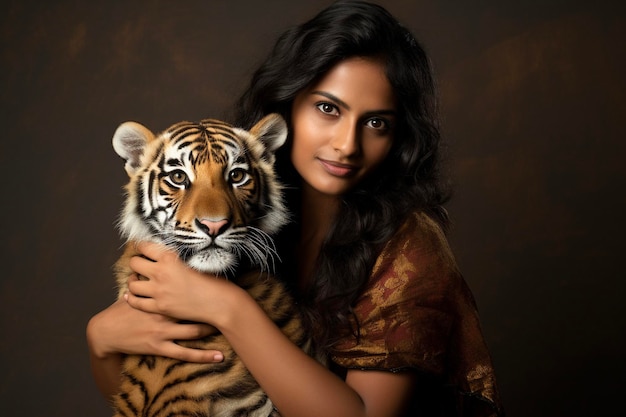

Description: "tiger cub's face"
112 114 288 275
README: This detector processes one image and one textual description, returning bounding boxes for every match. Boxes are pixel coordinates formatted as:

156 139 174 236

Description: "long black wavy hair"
234 0 450 352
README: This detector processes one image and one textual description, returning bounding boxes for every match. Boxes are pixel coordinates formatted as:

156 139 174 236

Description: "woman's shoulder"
335 211 504 415
388 210 453 256
369 210 462 299
333 210 471 369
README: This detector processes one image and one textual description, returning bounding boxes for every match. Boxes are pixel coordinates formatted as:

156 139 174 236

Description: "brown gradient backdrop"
1 1 624 416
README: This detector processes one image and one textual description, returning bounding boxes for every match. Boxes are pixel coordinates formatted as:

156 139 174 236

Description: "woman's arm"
218 287 416 417
86 298 221 400
126 242 416 417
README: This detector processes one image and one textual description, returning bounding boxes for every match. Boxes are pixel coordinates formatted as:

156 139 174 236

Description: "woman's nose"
330 121 360 157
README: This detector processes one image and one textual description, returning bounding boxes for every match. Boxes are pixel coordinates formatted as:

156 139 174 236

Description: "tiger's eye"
229 169 247 184
169 170 188 185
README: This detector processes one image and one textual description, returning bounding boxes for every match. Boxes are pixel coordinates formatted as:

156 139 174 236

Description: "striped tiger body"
110 114 305 417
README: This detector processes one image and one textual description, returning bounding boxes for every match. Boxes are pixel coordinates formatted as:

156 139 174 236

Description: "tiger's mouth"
177 242 228 260
177 243 238 275
160 224 277 276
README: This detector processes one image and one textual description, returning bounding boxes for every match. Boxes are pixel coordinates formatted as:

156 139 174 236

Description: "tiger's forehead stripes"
165 158 184 167
163 120 247 168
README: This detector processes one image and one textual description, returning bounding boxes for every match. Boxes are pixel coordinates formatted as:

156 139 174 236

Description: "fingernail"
214 353 224 362
123 293 129 301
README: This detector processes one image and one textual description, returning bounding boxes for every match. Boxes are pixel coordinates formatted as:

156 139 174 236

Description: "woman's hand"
125 241 239 329
86 296 222 399
87 297 221 363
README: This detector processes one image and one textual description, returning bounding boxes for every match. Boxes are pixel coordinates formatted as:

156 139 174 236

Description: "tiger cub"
110 114 305 417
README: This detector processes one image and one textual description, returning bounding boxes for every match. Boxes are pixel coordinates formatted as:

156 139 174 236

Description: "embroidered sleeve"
330 212 503 416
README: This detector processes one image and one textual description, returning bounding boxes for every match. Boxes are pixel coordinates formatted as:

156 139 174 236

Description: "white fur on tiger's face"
112 113 288 275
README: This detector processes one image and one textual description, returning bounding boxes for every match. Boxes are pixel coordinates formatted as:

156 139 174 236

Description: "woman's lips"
318 158 357 177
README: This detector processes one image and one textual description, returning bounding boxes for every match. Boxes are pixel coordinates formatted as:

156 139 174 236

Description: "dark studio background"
1 1 624 416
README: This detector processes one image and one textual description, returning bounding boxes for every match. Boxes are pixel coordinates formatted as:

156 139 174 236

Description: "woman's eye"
316 102 339 116
229 168 248 185
366 118 389 130
169 170 188 186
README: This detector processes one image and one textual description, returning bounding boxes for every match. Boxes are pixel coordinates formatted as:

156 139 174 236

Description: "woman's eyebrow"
311 91 350 110
311 90 397 116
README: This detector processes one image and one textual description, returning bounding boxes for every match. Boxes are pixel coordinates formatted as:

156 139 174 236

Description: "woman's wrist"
205 280 253 332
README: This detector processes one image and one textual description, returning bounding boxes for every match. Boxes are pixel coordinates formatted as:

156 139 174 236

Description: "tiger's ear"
112 121 155 176
249 113 288 161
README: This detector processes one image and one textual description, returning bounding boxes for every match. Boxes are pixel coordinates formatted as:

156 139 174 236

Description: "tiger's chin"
184 248 238 276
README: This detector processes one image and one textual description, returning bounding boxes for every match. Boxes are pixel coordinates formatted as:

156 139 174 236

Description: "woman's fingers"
124 292 217 340
128 255 158 279
128 242 183 283
120 296 224 363
163 343 224 363
149 313 223 363
127 274 145 287
167 321 217 341
134 240 174 261
124 291 156 312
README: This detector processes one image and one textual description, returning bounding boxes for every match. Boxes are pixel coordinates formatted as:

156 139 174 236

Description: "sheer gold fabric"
330 212 504 416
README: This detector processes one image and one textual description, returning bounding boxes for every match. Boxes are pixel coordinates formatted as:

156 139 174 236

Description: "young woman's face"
290 57 396 197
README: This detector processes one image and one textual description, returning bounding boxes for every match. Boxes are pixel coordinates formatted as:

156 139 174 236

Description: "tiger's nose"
197 218 229 237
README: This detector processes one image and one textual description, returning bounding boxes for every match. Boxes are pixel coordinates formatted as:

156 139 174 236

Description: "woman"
87 1 503 416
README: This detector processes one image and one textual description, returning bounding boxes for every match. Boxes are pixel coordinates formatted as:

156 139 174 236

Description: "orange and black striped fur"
110 114 307 417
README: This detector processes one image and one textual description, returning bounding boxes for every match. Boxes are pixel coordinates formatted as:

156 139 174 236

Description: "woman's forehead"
305 57 396 112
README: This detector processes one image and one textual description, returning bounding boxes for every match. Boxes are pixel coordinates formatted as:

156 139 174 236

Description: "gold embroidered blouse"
329 212 504 416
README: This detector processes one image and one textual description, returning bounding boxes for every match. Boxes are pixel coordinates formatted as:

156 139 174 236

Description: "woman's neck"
300 183 340 243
